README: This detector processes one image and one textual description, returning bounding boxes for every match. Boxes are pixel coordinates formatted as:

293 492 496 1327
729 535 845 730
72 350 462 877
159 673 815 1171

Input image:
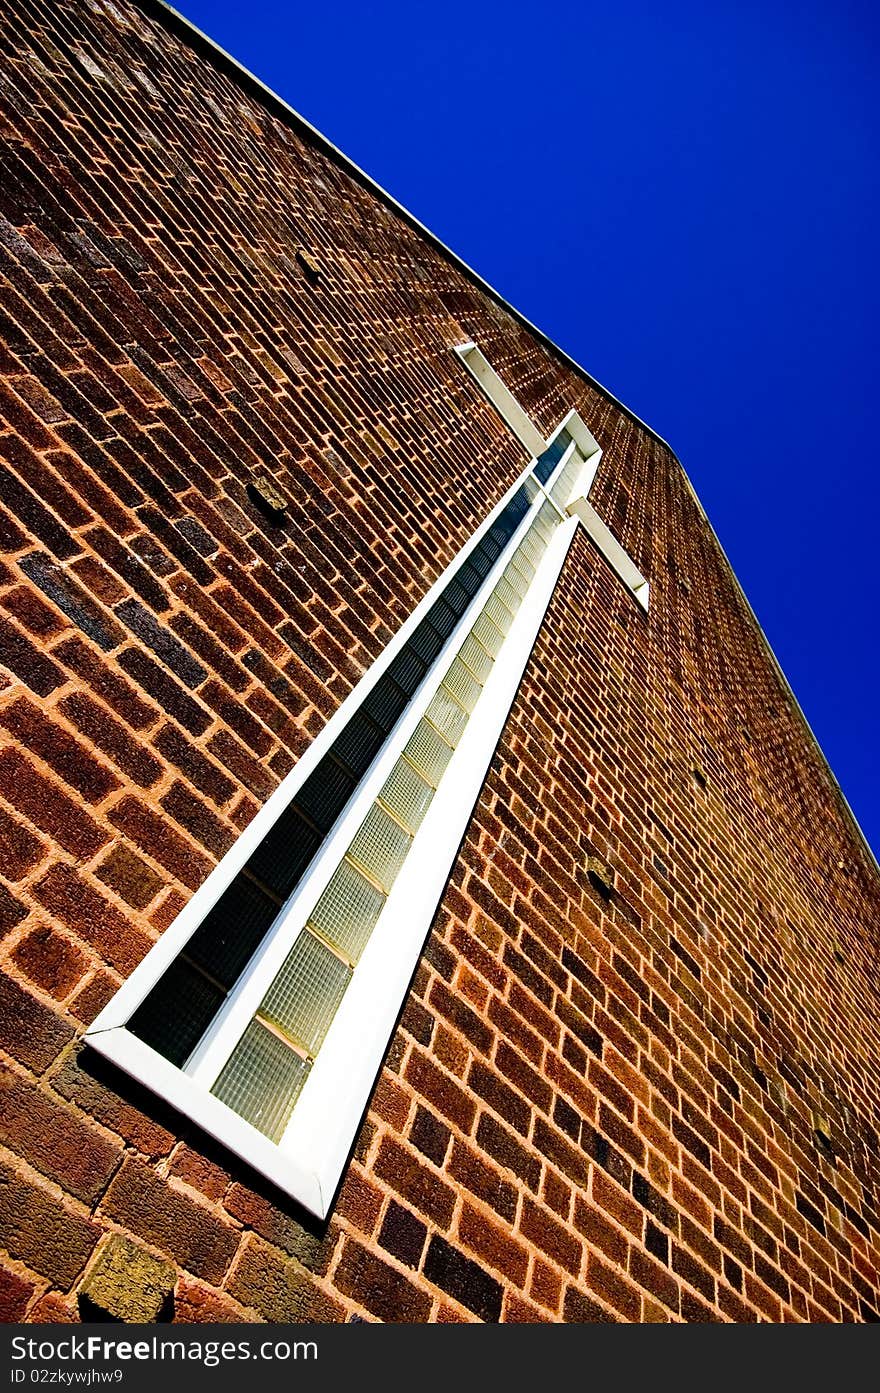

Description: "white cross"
456 342 649 611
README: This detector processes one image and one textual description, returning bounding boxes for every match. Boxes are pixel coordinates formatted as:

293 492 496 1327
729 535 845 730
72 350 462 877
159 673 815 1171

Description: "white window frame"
86 437 586 1217
85 344 647 1218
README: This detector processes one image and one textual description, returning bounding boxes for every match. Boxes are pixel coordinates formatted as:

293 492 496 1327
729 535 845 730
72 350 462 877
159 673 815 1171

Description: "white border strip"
86 515 579 1216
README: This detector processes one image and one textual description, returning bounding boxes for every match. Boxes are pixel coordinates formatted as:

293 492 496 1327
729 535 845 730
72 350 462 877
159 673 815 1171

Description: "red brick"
31 863 152 974
0 749 108 859
0 1067 120 1204
372 1136 456 1227
0 1163 99 1287
101 1159 239 1285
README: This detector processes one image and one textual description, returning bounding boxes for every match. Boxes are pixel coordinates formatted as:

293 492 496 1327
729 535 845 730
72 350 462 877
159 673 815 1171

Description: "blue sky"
174 0 879 860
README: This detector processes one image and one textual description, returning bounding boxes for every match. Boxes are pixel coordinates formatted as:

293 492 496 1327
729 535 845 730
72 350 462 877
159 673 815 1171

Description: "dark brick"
405 1050 476 1133
428 978 493 1054
0 1067 120 1204
59 691 163 787
109 795 213 890
519 1197 582 1275
423 1235 502 1321
476 1112 541 1190
334 1237 431 1323
0 882 28 934
447 1138 518 1222
31 862 152 974
11 926 87 998
373 1136 456 1227
115 599 208 689
469 1059 531 1135
18 552 124 651
153 723 236 804
379 1201 427 1269
102 1158 238 1285
0 615 65 695
160 781 235 858
117 647 210 735
410 1105 451 1166
563 1286 616 1322
53 637 158 729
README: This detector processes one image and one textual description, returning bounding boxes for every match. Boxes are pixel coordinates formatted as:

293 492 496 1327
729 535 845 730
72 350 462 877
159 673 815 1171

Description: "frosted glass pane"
457 632 495 684
260 928 352 1054
347 802 412 891
307 857 386 963
507 553 535 587
212 1019 310 1143
470 610 506 659
424 686 469 747
442 657 482 713
378 757 435 833
483 592 514 635
518 531 544 568
403 720 455 785
493 575 523 615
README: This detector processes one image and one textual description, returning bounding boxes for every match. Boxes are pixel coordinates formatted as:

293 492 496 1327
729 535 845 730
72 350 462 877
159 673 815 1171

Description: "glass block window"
87 399 585 1206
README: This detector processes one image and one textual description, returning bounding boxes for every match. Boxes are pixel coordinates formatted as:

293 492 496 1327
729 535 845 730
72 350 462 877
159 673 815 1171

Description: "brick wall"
0 0 878 1324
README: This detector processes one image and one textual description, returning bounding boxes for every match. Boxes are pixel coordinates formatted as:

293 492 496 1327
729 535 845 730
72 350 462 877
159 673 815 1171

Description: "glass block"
467 546 493 579
533 431 570 484
480 532 501 562
424 685 469 748
386 645 427 696
259 928 352 1055
186 873 280 990
331 708 386 779
293 757 355 833
470 609 506 658
442 656 482 713
457 631 495 683
523 473 543 502
483 591 514 635
444 575 471 617
347 802 413 892
403 719 455 785
430 597 458 638
508 551 535 585
493 575 523 615
246 804 323 900
307 857 386 963
212 1019 310 1143
518 530 544 568
129 956 225 1069
501 561 529 599
363 674 408 733
378 756 435 833
407 619 445 666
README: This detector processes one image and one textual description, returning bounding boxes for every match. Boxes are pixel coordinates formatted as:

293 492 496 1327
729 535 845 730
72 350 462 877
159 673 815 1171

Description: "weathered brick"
31 863 152 974
229 1236 344 1323
0 1162 99 1286
333 1237 431 1322
101 1159 239 1285
0 1066 120 1204
0 972 75 1071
